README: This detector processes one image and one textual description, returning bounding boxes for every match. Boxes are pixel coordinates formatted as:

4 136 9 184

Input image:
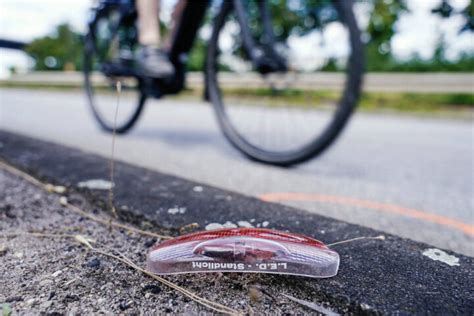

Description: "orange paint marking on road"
259 192 474 237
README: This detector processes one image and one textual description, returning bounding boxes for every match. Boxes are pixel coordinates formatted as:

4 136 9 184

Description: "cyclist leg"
136 0 174 79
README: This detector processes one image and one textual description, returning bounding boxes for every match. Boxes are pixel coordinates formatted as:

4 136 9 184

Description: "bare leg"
163 0 188 50
136 0 161 46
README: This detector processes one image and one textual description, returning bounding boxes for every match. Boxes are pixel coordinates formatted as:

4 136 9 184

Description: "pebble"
51 270 62 278
193 186 203 192
261 221 270 227
205 223 223 230
39 279 53 287
167 207 186 215
59 197 68 206
143 284 161 294
6 296 22 302
119 300 132 311
97 298 106 304
13 251 24 259
40 301 52 309
144 239 156 248
26 298 36 306
77 179 114 190
86 258 101 268
237 221 254 228
0 244 8 256
48 291 56 300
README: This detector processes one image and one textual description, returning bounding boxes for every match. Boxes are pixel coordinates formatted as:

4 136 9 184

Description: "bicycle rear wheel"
84 3 146 134
206 0 364 166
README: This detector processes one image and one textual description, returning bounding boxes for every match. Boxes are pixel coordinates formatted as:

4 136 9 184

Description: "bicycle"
83 0 364 166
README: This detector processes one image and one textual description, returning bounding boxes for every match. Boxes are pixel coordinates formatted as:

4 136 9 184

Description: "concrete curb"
1 130 473 314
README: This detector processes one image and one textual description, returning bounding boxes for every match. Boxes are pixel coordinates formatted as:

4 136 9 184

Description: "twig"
108 81 121 218
91 246 240 315
2 232 78 239
0 160 45 189
0 159 172 240
283 294 339 316
326 235 385 247
4 231 240 315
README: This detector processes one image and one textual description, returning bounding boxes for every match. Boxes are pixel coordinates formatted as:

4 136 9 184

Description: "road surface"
0 88 473 255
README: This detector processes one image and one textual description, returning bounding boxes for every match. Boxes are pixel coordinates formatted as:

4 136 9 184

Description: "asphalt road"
0 88 473 256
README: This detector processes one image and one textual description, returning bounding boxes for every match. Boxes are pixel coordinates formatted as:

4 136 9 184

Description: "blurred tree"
432 0 474 33
460 1 474 32
364 0 408 71
26 23 83 71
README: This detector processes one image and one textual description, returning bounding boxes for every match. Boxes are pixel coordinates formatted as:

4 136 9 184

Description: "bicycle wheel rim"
206 0 364 166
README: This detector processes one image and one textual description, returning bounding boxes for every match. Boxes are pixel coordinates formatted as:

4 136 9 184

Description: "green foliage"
26 23 83 71
187 39 206 71
364 0 408 72
202 87 474 114
24 1 473 73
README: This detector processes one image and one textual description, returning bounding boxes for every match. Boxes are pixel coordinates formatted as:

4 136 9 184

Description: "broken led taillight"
147 228 339 278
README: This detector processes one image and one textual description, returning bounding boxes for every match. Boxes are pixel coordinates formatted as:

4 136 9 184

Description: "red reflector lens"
147 228 339 278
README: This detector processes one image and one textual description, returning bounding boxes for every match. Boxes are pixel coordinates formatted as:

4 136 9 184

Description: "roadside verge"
1 130 472 314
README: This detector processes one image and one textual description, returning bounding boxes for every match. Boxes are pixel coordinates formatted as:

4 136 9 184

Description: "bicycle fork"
232 0 288 74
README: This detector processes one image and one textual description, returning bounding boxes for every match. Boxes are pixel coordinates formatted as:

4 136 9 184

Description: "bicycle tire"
83 6 146 134
206 0 364 166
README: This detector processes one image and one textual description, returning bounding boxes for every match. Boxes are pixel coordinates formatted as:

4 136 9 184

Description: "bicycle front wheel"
206 0 364 166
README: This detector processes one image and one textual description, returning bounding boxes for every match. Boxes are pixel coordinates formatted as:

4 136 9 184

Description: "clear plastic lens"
147 228 339 278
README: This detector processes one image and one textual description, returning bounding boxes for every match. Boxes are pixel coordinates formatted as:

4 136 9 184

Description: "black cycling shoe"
137 45 175 80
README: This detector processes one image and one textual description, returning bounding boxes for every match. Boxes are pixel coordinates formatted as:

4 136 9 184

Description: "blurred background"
0 0 473 256
1 1 472 74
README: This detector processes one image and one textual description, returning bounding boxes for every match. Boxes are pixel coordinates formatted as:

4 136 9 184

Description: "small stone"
360 303 372 310
145 293 151 299
222 221 237 228
59 197 68 206
143 284 161 294
77 179 114 190
205 223 223 230
237 221 254 228
6 296 22 302
167 207 186 215
26 298 36 306
13 251 24 259
261 221 269 227
85 258 101 268
193 186 203 192
63 294 79 303
97 298 106 304
0 244 8 256
51 270 62 278
40 301 52 309
39 279 53 287
119 301 131 311
144 239 156 248
53 186 66 194
48 291 56 300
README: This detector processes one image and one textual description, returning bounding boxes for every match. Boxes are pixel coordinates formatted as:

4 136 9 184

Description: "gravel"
0 169 323 314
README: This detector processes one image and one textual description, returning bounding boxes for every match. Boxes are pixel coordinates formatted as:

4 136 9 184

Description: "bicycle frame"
88 0 281 96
